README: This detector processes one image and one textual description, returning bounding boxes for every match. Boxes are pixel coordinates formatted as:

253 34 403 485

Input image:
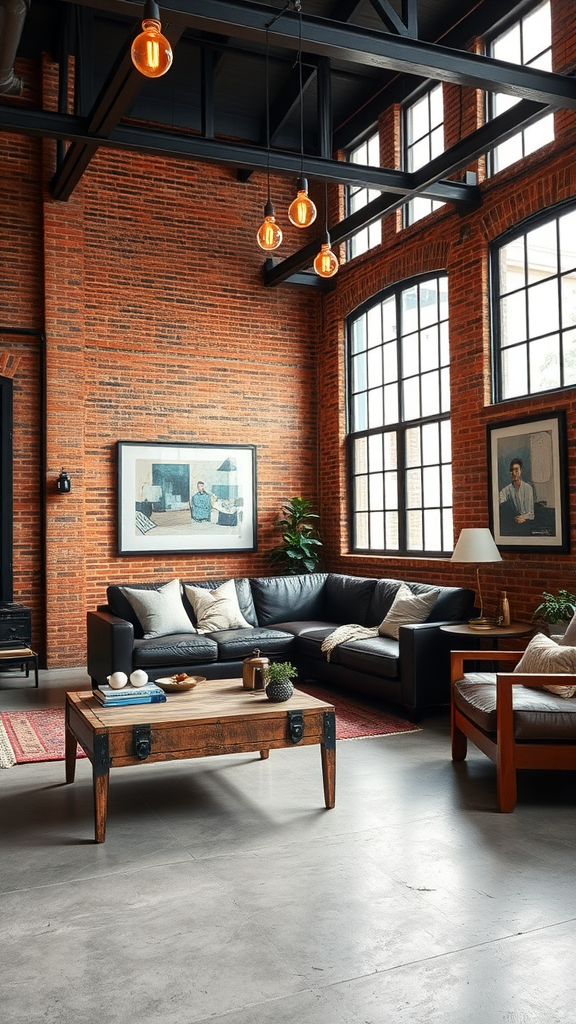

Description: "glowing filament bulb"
257 201 283 251
313 237 339 278
288 177 317 228
131 14 173 78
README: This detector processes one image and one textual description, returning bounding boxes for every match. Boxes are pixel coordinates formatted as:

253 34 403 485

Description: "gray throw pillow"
120 579 196 639
378 582 439 640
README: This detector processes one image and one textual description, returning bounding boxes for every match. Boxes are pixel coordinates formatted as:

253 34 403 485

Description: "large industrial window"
492 202 576 401
488 1 554 175
347 133 382 259
403 84 444 227
348 275 452 555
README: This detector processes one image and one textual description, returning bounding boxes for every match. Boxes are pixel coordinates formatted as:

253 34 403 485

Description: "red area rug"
297 683 421 740
0 708 87 767
0 687 419 767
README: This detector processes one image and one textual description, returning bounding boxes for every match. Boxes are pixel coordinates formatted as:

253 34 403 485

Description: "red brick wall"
2 2 576 666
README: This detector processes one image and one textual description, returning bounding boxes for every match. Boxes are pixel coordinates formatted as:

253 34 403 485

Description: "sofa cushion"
133 633 218 669
336 635 400 680
207 627 296 661
324 574 376 626
454 676 576 740
184 579 251 633
294 626 347 664
378 583 439 640
366 578 472 627
250 574 328 626
108 581 183 639
118 579 195 639
182 577 258 627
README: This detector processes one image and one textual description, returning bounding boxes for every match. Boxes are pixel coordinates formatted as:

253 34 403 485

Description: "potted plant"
264 661 298 702
269 497 322 575
532 589 576 635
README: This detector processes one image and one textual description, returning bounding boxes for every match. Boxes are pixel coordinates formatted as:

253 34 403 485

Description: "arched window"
347 274 452 555
492 201 576 401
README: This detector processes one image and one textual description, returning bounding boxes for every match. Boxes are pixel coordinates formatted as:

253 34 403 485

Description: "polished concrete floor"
1 666 575 1024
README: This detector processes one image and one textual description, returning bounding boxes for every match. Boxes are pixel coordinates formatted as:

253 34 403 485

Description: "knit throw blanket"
321 624 379 662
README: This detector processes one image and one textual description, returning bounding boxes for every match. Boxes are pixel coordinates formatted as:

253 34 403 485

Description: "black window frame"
346 273 452 557
491 197 576 404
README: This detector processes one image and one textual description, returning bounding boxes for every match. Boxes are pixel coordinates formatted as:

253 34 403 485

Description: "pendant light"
257 27 283 251
131 0 173 79
288 2 317 228
314 183 338 277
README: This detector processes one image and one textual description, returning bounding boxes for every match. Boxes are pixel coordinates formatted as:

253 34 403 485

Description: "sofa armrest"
399 621 465 710
87 609 134 688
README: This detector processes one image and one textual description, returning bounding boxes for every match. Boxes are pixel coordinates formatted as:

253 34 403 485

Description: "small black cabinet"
0 603 32 646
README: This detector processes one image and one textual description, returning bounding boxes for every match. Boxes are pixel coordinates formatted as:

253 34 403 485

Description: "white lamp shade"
451 528 502 564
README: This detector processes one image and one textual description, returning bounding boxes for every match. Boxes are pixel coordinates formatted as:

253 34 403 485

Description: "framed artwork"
118 441 257 555
487 412 569 553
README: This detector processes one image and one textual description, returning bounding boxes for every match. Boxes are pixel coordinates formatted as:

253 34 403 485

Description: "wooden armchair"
451 649 576 812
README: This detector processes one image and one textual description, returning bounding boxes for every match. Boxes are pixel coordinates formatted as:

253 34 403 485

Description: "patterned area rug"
296 684 421 740
0 708 87 768
0 687 420 768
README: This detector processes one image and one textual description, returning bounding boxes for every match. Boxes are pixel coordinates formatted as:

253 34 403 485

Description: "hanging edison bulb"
256 200 283 251
131 1 173 78
313 233 339 278
288 177 317 228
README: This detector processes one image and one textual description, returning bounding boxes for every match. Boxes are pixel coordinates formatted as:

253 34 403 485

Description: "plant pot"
542 621 571 638
265 678 294 702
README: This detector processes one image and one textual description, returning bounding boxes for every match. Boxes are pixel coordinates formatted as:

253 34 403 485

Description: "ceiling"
3 0 576 286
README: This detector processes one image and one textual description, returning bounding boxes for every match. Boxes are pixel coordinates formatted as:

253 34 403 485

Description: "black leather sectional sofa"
87 573 474 715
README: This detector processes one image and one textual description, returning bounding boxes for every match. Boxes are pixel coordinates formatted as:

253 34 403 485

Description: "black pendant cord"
297 1 304 177
265 26 271 205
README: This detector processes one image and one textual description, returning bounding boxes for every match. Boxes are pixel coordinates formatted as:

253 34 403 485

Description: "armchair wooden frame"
451 649 576 812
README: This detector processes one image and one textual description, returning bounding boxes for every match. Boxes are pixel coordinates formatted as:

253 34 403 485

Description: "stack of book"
93 682 167 706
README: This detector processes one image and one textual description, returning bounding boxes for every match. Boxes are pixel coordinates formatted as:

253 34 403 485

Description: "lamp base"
468 617 496 630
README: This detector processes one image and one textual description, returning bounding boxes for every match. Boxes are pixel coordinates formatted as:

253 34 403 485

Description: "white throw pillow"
378 583 439 640
514 632 576 698
184 579 251 634
120 579 196 639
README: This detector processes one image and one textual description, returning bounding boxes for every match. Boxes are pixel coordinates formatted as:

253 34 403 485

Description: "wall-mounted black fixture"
56 469 71 493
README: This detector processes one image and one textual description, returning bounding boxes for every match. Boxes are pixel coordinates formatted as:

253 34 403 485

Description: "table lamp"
451 527 502 629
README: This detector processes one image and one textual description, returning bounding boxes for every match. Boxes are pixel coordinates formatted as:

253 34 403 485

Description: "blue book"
93 683 166 705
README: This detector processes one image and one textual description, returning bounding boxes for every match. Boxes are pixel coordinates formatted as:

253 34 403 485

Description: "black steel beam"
62 1 576 109
51 19 184 200
332 0 543 150
0 104 480 205
264 97 551 286
367 0 407 37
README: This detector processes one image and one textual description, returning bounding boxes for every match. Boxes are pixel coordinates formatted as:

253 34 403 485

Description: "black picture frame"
118 441 257 555
487 411 569 553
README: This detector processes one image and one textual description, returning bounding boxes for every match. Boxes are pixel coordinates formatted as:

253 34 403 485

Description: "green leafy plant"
265 661 298 684
532 589 576 624
269 497 322 574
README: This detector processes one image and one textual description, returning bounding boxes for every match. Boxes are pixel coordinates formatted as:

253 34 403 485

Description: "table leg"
65 723 77 783
93 770 110 843
260 749 270 759
321 710 336 808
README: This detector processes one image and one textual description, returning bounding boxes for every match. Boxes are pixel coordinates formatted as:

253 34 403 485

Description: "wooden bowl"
155 675 205 693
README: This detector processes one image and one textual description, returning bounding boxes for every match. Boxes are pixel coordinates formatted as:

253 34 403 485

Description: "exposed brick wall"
2 2 576 666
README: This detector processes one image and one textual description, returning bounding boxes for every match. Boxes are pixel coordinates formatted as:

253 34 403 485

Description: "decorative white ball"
107 671 128 689
130 669 149 688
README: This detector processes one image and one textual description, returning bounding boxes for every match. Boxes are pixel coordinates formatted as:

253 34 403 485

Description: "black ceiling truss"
263 96 552 287
4 0 575 288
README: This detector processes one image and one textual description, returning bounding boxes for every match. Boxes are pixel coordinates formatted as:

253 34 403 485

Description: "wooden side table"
440 622 534 646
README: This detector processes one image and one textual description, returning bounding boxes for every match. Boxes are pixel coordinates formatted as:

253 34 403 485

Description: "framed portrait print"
487 412 569 553
118 441 257 555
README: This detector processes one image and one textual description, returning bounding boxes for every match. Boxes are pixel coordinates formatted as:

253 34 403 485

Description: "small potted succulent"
264 661 298 702
532 589 576 635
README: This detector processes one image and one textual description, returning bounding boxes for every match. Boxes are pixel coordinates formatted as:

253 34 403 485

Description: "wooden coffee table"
65 679 336 843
